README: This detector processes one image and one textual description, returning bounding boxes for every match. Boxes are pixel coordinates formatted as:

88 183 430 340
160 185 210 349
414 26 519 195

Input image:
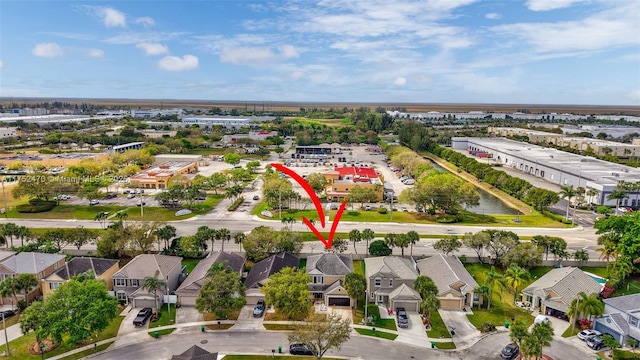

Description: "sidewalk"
0 323 23 346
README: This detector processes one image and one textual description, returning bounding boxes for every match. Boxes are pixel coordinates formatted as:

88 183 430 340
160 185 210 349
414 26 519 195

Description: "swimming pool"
585 272 608 284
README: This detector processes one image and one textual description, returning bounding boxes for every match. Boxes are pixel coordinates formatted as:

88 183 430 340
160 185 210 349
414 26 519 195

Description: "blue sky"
1 0 639 105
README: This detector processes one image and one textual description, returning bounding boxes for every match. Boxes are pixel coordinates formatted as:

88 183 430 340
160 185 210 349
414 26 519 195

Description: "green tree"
208 172 227 195
361 228 375 257
509 321 529 348
345 186 378 208
261 267 311 320
559 185 577 221
0 277 20 309
433 236 462 256
15 274 38 306
155 224 176 251
524 188 560 212
223 153 241 166
502 242 543 270
242 226 303 262
306 173 327 194
532 235 552 261
595 212 640 269
607 188 627 215
405 230 419 257
522 321 554 360
368 240 391 256
419 293 440 320
234 232 246 252
142 270 166 309
573 249 589 266
217 228 231 252
20 277 118 345
504 264 530 303
463 231 489 264
414 275 438 298
344 272 366 310
348 229 362 255
288 312 351 360
195 263 246 317
484 266 504 311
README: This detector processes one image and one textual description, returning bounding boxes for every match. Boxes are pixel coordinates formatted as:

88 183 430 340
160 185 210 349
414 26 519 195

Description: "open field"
2 98 638 115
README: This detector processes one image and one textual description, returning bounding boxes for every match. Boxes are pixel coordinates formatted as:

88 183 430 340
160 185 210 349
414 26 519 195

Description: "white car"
577 329 601 341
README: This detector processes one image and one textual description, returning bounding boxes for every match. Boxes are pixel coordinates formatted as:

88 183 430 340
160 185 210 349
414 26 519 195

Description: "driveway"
532 314 570 337
232 305 264 330
438 309 479 340
394 311 429 347
328 306 353 322
176 305 202 324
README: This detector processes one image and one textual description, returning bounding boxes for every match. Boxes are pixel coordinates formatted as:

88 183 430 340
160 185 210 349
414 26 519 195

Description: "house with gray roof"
306 253 353 307
244 252 298 305
416 254 479 310
171 345 217 360
42 257 119 299
112 254 182 309
522 267 602 321
594 294 640 346
0 252 65 306
364 256 420 312
175 251 245 306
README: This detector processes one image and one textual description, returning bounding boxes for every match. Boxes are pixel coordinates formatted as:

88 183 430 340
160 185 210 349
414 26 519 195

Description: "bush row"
227 197 245 212
17 203 54 213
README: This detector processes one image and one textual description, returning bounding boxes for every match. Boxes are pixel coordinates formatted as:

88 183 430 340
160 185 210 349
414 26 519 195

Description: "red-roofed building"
324 166 384 202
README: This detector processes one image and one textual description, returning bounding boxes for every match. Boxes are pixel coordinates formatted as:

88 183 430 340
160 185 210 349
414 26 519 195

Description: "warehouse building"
452 137 640 207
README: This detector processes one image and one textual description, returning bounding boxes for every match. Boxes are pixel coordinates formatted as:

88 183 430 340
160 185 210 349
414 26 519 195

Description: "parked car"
253 300 266 317
401 206 408 212
534 315 550 325
578 329 601 341
587 335 605 350
127 194 136 199
253 195 260 200
500 343 520 359
136 201 146 206
396 307 409 328
289 343 313 356
0 310 16 320
104 193 117 199
133 307 153 327
364 205 372 211
123 189 130 194
89 200 100 206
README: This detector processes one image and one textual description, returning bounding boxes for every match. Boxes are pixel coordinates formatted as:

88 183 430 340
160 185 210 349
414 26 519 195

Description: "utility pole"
389 195 393 222
3 312 8 356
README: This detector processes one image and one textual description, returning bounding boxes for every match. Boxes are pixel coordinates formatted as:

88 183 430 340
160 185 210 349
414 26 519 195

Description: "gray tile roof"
0 251 15 262
364 256 418 281
47 257 119 281
306 254 353 276
176 252 245 294
416 254 479 296
389 283 421 301
522 267 602 306
325 279 344 294
113 254 182 279
245 252 299 289
604 294 640 312
0 252 64 275
171 345 217 360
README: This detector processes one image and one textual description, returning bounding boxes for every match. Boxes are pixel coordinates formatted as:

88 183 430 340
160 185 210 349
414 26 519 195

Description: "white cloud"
135 16 155 27
526 0 585 11
220 45 299 65
394 77 407 85
485 13 502 20
87 49 104 58
97 7 126 27
136 43 169 55
104 32 188 45
627 90 640 103
32 43 64 58
157 55 199 71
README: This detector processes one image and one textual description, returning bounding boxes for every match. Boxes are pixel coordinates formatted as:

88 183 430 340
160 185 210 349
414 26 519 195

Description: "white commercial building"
452 137 640 207
0 127 18 138
221 130 278 143
131 108 183 118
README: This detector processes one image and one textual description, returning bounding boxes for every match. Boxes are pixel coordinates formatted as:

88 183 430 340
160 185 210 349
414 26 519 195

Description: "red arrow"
270 163 347 249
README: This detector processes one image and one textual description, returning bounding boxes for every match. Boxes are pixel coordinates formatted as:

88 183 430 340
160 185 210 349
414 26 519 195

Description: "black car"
290 344 313 356
0 310 16 320
396 307 409 328
253 195 260 200
501 343 519 359
133 307 153 327
253 300 266 317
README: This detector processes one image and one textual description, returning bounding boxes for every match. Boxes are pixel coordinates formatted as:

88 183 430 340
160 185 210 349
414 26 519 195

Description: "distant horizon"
2 1 638 105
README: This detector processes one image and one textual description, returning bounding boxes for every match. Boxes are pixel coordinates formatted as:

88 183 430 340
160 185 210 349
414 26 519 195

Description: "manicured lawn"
355 328 398 340
263 324 298 331
206 323 234 330
426 311 451 339
0 314 20 330
562 325 580 338
580 267 609 278
465 263 539 330
148 304 176 337
614 276 640 297
435 342 457 349
353 260 364 277
204 308 241 321
58 342 113 360
7 204 127 220
182 258 202 274
3 313 123 359
374 318 397 331
222 356 342 360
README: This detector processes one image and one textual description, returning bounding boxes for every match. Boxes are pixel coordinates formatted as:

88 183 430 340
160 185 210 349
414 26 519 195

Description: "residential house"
41 257 119 298
306 253 353 307
416 254 479 310
594 294 640 346
176 251 246 306
244 252 299 305
521 267 602 321
0 252 65 305
324 166 385 202
112 254 182 308
364 256 420 312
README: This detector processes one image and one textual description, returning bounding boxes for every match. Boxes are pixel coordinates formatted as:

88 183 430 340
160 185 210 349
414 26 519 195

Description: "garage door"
179 295 196 306
440 299 462 310
328 297 350 307
133 298 157 309
393 301 418 312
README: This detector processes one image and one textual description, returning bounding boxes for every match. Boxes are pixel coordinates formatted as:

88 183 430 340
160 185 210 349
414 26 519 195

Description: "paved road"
85 327 595 360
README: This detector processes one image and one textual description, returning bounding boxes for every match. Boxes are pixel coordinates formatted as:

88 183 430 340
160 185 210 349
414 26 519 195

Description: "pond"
427 160 519 215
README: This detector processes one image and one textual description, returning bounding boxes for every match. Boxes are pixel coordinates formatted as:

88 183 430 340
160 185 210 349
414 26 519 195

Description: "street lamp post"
1 179 7 218
2 312 8 356
364 290 368 325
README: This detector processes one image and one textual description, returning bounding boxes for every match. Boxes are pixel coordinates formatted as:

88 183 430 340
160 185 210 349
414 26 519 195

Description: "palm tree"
559 185 577 221
504 264 530 303
573 249 589 266
596 241 619 262
473 285 490 309
383 233 396 253
15 274 38 306
405 230 419 258
348 229 362 255
485 266 504 311
94 211 109 230
0 223 18 249
234 232 245 252
155 225 177 251
115 212 128 228
608 188 627 215
568 291 604 333
419 293 440 320
586 188 598 205
361 229 375 257
523 322 554 360
218 228 231 252
0 277 20 309
142 270 167 310
195 226 217 252
15 226 31 247
414 276 438 298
